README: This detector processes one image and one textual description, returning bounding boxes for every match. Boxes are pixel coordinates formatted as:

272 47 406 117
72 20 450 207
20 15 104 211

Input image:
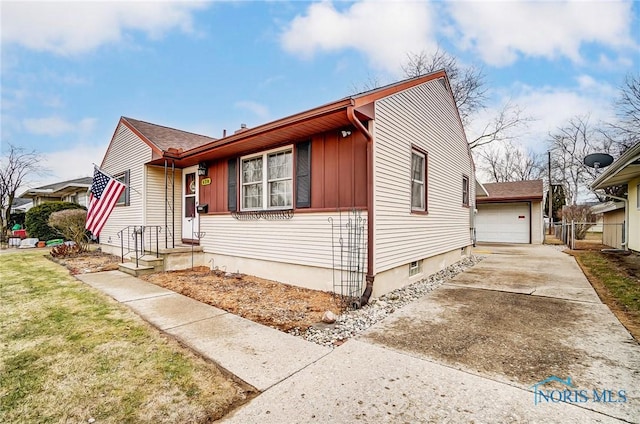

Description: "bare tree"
548 115 622 205
402 48 486 125
477 140 544 183
349 72 383 94
0 144 44 240
604 72 640 152
401 48 530 149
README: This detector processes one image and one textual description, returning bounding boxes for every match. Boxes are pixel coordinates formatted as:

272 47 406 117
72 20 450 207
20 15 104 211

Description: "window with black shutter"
296 141 311 208
228 158 237 211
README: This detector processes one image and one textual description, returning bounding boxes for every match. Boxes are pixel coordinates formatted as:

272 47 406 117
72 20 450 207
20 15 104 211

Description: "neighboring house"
97 70 476 300
590 201 625 249
591 141 640 252
475 180 544 244
20 177 93 207
10 198 33 213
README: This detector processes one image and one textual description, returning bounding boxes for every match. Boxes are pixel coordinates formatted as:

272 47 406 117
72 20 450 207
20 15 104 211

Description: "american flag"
85 167 126 237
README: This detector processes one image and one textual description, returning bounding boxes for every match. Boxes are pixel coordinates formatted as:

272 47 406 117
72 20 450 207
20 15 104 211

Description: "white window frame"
114 171 129 206
411 149 426 211
409 260 422 277
462 175 470 207
240 145 293 211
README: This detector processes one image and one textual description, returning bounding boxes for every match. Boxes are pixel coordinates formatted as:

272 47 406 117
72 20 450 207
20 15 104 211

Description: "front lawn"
0 250 252 423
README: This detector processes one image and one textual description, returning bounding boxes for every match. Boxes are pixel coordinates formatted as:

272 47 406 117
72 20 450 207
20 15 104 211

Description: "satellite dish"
584 153 614 169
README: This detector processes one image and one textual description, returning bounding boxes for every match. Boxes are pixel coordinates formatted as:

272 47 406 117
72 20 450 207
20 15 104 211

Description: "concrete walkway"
76 271 331 391
76 246 640 423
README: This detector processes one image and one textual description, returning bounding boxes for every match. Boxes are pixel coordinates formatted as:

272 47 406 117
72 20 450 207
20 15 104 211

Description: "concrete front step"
118 261 156 277
136 255 164 269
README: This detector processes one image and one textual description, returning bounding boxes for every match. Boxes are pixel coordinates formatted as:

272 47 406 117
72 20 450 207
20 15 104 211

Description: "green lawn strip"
0 250 248 423
577 252 639 314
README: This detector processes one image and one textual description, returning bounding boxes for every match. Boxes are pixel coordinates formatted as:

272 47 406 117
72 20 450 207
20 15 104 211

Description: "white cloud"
280 1 437 74
1 1 207 55
29 144 106 189
22 117 97 137
235 101 270 121
446 1 636 66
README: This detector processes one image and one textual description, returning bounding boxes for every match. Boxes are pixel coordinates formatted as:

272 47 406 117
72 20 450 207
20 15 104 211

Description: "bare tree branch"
476 140 544 183
0 144 45 239
402 48 529 149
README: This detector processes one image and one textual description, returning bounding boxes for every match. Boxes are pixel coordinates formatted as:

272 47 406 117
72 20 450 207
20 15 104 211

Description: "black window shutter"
228 158 237 211
296 141 311 208
124 170 131 206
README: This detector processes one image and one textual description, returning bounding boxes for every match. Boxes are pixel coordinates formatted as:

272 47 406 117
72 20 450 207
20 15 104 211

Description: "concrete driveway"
225 244 640 423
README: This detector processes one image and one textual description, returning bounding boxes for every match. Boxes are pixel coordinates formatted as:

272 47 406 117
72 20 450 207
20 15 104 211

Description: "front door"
182 166 199 241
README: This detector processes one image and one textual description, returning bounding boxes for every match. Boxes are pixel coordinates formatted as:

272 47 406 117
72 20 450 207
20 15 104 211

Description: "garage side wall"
531 200 543 244
373 78 474 275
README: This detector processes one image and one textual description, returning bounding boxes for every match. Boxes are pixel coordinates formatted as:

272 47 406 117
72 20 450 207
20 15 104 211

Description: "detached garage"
476 180 544 244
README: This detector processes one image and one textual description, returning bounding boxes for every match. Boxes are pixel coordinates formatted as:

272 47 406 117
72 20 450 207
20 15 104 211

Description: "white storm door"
182 166 199 240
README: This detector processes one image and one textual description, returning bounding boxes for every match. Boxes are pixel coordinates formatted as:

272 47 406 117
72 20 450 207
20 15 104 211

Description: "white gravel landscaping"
289 255 484 347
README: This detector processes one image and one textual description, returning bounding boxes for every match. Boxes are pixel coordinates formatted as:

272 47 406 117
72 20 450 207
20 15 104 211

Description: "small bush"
49 209 89 252
25 202 85 241
50 243 82 258
561 204 596 240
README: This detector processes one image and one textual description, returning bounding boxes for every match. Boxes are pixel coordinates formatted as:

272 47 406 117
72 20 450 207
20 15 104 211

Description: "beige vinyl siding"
531 200 543 244
373 78 474 273
603 209 625 249
199 211 365 270
99 124 152 246
145 165 182 246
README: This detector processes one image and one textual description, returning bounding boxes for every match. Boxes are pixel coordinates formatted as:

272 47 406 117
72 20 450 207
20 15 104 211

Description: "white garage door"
476 202 530 243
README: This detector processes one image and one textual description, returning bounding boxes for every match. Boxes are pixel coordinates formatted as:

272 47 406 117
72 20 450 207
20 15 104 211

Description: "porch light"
197 162 208 176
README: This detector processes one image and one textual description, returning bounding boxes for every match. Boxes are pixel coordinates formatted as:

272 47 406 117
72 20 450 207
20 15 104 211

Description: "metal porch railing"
117 225 164 267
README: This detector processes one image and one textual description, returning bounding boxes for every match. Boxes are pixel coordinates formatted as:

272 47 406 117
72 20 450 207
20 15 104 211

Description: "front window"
411 149 426 211
241 147 292 210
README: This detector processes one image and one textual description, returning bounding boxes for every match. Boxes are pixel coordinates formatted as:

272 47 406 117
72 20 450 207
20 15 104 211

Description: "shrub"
50 243 83 258
25 202 85 241
561 204 596 240
49 209 89 252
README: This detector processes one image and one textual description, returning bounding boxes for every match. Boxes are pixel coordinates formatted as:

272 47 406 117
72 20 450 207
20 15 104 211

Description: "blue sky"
2 1 639 188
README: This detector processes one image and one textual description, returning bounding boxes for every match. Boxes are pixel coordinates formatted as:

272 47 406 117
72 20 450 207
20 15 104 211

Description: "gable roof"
20 177 93 198
151 69 463 168
476 180 544 203
591 142 640 189
121 117 217 153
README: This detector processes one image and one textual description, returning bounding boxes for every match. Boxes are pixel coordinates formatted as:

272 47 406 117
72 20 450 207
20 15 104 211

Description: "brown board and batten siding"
99 123 152 246
373 78 474 273
198 129 368 212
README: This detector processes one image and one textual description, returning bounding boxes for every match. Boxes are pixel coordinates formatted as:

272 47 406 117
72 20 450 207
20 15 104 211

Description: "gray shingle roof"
122 117 217 152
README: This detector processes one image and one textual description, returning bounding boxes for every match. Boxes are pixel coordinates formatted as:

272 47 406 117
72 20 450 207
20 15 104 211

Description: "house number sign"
201 178 211 186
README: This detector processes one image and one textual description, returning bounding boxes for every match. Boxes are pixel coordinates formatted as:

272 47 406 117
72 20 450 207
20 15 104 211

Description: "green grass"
576 251 639 314
0 250 249 423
